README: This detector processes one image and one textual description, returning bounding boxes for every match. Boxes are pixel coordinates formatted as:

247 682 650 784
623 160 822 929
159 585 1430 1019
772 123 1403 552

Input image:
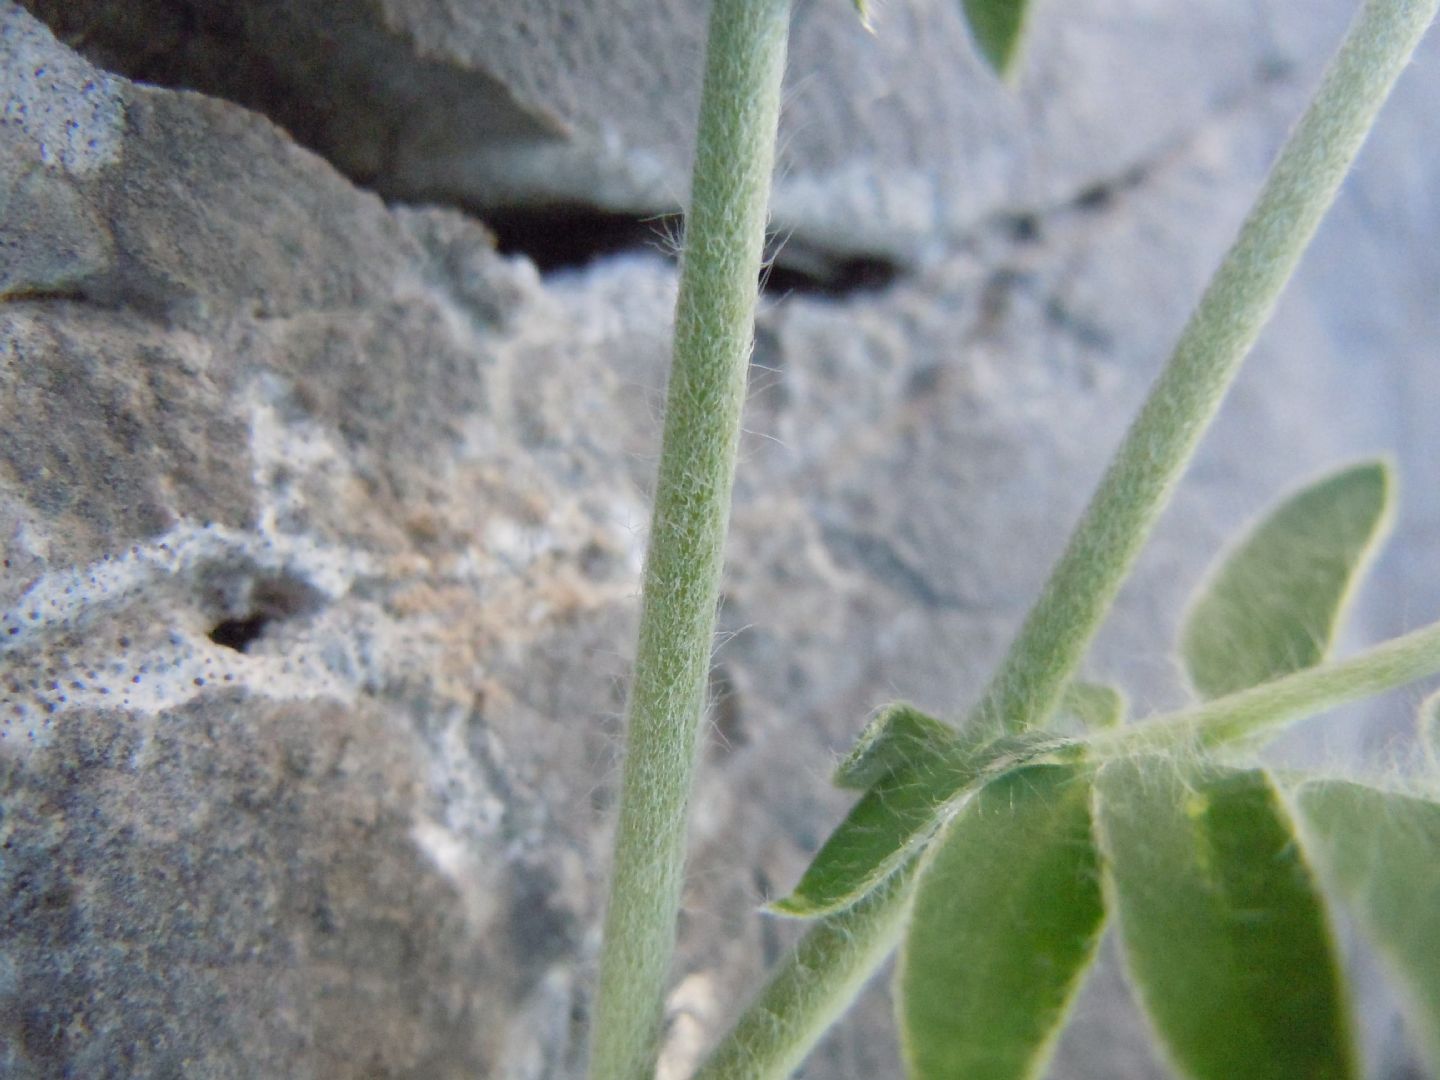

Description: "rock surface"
17 0 1361 261
3 1 1440 1078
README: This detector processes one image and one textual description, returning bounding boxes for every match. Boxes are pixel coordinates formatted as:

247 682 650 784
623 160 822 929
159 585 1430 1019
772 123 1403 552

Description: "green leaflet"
1058 681 1126 731
1180 460 1392 700
771 731 1074 918
1095 759 1355 1080
960 0 1032 77
897 764 1105 1080
1295 779 1440 1072
833 703 961 790
769 764 955 918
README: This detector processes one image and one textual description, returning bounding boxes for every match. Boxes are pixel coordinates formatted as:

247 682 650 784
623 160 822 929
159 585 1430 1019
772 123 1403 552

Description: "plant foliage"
597 1 1440 1077
774 461 1440 1079
960 0 1032 76
1096 761 1354 1080
898 765 1104 1080
1180 460 1391 699
1296 780 1440 1073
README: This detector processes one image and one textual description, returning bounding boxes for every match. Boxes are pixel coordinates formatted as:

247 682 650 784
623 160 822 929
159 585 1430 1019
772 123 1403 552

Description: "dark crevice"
24 0 1251 315
762 250 901 298
485 206 680 275
24 0 560 194
0 289 92 306
485 204 903 299
26 2 908 300
763 234 902 298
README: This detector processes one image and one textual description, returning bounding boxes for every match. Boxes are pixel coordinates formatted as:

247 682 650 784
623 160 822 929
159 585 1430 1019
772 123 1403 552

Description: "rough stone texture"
17 0 1359 261
4 2 1440 1078
1 10 637 1075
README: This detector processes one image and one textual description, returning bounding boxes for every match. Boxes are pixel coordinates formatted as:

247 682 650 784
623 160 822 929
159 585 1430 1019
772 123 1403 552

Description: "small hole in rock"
209 614 271 652
199 566 322 653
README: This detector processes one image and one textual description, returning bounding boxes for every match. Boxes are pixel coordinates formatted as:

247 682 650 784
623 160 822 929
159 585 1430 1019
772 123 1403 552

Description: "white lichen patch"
0 518 377 750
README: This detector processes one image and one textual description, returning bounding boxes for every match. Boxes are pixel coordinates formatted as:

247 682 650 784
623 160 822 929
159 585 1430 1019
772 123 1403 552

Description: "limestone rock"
4 2 1440 1078
2 8 637 1075
21 0 1360 260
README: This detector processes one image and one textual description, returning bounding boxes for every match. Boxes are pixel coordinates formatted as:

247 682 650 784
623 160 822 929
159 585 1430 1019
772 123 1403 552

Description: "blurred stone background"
2 0 1437 1076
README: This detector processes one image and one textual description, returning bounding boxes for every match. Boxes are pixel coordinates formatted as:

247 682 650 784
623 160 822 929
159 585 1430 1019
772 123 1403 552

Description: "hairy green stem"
1098 619 1440 755
692 1 1437 1075
692 865 918 1080
589 1 792 1078
971 0 1440 739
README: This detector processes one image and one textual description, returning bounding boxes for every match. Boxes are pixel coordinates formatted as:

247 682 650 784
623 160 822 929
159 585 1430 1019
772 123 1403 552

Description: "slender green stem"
692 2 1437 1075
589 2 792 1078
1094 619 1440 756
971 0 1440 739
692 865 918 1080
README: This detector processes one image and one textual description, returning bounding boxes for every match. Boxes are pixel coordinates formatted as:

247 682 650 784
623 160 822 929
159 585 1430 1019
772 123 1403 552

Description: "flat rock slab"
4 3 1440 1077
23 0 1360 260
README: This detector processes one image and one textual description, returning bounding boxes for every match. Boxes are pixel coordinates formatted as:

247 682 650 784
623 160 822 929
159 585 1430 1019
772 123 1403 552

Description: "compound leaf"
1295 779 1440 1072
960 0 1032 77
1095 759 1356 1080
898 764 1105 1080
1181 459 1392 699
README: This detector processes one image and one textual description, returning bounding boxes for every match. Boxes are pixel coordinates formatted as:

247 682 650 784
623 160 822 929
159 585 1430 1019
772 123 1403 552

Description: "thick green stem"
691 1 1438 1075
971 0 1440 739
1098 619 1440 755
589 2 792 1078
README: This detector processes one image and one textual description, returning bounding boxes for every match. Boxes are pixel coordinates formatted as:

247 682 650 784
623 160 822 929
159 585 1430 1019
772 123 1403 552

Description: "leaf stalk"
1098 619 1440 756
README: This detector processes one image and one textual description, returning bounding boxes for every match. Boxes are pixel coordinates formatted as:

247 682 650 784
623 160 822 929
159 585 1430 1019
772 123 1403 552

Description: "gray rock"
2 8 633 1075
17 0 1359 262
4 2 1439 1078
